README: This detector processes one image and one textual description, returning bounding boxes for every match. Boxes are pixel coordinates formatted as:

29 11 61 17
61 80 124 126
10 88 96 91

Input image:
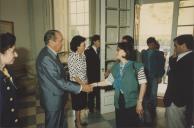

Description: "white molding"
27 0 36 59
53 0 68 51
130 0 135 36
100 0 106 81
95 0 100 34
139 0 175 4
100 90 115 114
170 0 179 55
100 0 135 114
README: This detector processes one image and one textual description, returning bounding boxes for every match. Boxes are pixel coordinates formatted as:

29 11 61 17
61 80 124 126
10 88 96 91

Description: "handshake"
81 84 94 93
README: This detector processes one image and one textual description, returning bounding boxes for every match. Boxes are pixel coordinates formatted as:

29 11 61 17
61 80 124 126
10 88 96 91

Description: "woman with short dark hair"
68 35 88 128
91 42 147 127
0 33 19 127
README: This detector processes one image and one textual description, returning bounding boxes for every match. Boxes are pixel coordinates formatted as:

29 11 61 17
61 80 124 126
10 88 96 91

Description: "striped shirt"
106 67 147 85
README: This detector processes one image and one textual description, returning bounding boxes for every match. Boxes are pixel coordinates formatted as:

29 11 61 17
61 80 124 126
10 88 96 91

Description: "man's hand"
81 84 93 92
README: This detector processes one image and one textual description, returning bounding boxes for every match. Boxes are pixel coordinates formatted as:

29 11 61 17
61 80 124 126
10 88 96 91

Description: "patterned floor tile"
18 101 36 109
24 125 37 128
102 112 115 121
36 113 45 125
18 107 36 117
87 121 112 128
20 115 36 127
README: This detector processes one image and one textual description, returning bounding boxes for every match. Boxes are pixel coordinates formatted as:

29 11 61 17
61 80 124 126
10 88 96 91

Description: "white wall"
0 0 32 60
0 0 53 77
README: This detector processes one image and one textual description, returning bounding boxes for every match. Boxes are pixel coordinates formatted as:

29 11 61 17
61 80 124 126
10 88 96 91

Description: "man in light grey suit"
36 30 93 128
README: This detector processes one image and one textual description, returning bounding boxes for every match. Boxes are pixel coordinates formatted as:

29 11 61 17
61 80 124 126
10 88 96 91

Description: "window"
69 0 89 45
138 2 173 51
177 0 194 35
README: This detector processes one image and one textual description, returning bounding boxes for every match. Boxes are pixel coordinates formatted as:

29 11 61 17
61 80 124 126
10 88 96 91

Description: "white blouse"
68 52 88 83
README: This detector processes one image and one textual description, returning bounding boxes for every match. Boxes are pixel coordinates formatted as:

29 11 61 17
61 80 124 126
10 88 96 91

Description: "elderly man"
36 30 93 128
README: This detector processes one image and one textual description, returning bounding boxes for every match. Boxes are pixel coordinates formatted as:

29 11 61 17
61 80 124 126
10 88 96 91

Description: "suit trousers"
88 87 100 111
145 76 158 117
45 109 67 128
165 102 186 128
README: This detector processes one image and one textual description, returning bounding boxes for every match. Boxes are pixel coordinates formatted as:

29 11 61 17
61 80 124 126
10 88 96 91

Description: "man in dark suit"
164 34 194 128
85 35 100 112
36 30 93 128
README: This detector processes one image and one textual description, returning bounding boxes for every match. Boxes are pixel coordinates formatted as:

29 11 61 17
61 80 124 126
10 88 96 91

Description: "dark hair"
122 35 134 48
44 30 60 45
155 41 160 49
70 35 86 52
173 34 194 50
90 34 100 46
0 33 16 54
117 42 135 60
147 37 157 45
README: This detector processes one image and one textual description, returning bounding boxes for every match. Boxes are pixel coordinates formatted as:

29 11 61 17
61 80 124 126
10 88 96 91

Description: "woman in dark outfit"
0 33 19 127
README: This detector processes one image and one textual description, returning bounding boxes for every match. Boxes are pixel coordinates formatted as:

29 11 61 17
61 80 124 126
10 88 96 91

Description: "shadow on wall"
10 47 29 78
11 47 36 78
9 47 37 96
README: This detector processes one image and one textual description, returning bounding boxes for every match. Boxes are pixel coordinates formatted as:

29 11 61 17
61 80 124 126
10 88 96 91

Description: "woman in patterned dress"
68 35 88 128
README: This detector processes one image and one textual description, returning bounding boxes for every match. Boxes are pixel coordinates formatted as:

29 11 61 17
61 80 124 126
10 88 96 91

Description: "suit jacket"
192 52 194 124
0 67 18 127
85 46 100 83
164 52 194 107
36 47 81 111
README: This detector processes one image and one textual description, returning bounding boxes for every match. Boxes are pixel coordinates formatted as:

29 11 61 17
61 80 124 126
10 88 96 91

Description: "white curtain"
42 0 54 31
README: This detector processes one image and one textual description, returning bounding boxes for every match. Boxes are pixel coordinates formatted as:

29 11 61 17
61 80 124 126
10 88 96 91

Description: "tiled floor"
16 77 167 128
17 92 167 128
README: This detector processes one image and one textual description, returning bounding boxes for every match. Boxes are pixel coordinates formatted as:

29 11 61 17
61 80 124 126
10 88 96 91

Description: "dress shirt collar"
92 45 97 54
177 50 192 62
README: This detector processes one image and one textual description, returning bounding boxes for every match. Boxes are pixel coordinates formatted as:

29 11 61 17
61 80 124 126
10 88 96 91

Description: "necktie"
56 54 62 63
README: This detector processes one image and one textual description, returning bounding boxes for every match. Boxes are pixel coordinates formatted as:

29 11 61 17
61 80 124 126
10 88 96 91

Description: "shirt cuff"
79 85 83 92
91 83 98 87
138 79 147 85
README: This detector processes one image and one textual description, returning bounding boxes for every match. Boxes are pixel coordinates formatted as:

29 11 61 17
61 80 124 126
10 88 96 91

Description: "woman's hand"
136 101 144 117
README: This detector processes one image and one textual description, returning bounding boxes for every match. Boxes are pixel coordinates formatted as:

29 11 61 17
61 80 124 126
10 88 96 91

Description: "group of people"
0 30 193 128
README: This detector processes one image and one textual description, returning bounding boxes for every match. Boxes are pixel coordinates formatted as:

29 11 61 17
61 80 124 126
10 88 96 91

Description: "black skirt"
71 92 87 111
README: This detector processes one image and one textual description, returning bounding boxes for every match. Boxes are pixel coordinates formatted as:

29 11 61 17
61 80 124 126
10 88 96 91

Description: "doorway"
137 2 174 99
